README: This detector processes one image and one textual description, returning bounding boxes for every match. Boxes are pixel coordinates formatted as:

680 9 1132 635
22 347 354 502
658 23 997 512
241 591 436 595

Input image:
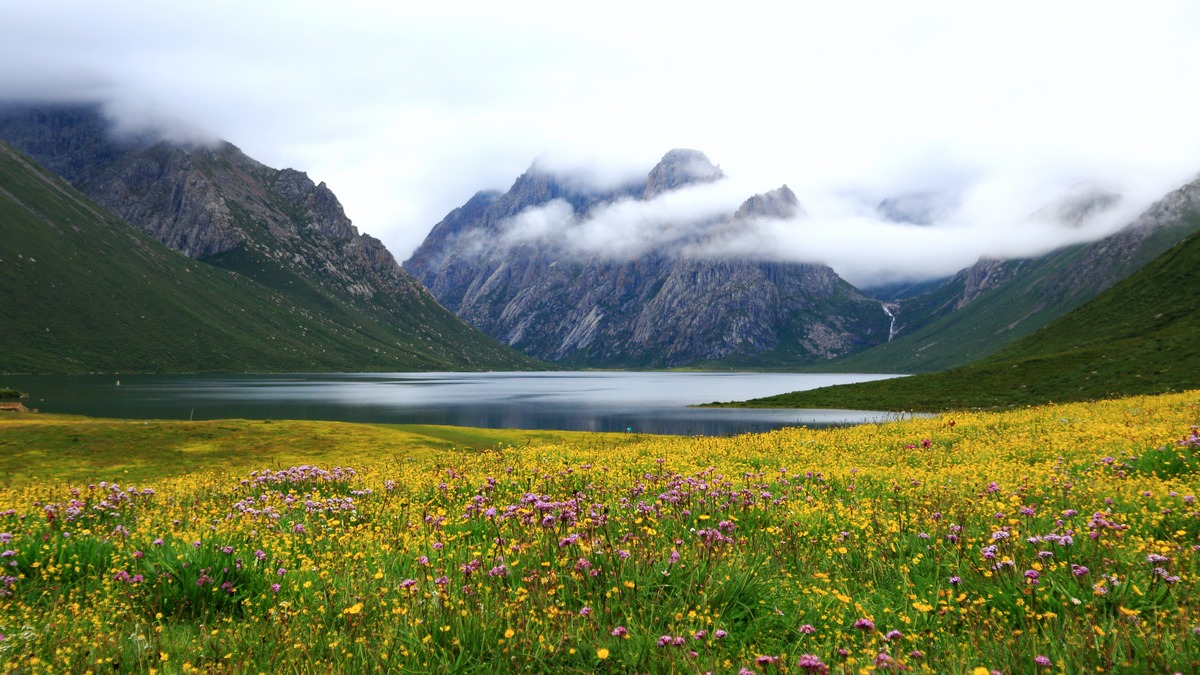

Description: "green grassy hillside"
0 143 540 373
720 226 1200 411
823 194 1200 373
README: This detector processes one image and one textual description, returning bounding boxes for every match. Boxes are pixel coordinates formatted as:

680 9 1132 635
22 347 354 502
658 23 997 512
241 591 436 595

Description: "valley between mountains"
2 103 1198 411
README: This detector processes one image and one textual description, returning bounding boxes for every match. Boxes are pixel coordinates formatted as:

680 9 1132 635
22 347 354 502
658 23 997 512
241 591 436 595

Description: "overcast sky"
4 1 1200 284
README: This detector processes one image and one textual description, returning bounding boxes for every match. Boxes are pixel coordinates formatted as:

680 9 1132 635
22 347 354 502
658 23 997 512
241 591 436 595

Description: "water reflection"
4 372 908 436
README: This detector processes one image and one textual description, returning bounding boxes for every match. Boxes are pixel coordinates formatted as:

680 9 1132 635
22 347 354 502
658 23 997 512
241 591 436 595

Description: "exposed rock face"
0 104 426 304
405 152 891 367
0 103 540 370
838 174 1200 372
643 148 723 198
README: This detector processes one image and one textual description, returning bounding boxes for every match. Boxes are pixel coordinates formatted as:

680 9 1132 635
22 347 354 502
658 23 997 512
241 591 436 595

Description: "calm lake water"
4 372 906 436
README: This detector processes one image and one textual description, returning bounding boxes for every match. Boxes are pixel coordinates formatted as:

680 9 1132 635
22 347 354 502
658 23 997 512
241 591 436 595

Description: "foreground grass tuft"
2 392 1200 672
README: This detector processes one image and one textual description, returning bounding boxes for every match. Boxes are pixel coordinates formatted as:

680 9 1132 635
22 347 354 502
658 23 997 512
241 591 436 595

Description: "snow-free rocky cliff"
0 104 540 371
405 150 892 368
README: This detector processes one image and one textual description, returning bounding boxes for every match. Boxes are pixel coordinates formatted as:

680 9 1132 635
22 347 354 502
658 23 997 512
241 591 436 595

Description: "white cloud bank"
485 162 1154 285
2 1 1200 284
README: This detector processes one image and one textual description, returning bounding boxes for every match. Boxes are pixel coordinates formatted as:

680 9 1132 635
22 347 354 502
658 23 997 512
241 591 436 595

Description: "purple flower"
714 629 728 639
1034 655 1052 667
949 575 962 585
1072 564 1089 577
579 606 592 616
692 630 707 640
797 654 828 673
270 583 281 593
854 617 875 631
883 629 903 641
611 626 627 637
221 546 234 555
798 624 816 634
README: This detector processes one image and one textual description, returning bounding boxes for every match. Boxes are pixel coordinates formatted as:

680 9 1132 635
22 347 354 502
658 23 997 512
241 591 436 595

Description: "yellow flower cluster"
1 391 1198 673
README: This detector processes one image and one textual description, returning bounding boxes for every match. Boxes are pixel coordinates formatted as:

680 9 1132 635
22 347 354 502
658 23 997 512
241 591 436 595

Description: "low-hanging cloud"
484 157 1180 287
3 1 1200 280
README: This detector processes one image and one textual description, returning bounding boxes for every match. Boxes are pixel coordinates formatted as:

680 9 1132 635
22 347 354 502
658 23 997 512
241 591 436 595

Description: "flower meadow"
2 392 1200 673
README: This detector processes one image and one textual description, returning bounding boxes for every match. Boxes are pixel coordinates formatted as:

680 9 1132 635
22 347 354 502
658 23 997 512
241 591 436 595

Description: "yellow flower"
159 653 170 662
344 602 364 615
597 648 610 660
973 668 990 675
1118 606 1139 617
504 629 515 639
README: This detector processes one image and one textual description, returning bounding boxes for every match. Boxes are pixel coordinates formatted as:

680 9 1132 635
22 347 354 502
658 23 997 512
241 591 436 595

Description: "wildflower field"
2 392 1200 673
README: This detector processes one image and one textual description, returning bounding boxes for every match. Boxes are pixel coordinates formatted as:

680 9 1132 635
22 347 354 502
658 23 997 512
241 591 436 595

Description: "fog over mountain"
458 161 1151 286
4 2 1200 285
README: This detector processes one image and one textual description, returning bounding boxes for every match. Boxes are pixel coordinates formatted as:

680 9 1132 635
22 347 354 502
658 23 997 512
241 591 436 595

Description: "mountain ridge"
405 151 892 368
0 105 542 373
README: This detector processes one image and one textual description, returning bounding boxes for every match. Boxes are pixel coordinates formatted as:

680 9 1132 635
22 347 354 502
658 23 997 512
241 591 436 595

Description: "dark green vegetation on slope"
821 180 1200 374
0 142 540 373
719 224 1200 411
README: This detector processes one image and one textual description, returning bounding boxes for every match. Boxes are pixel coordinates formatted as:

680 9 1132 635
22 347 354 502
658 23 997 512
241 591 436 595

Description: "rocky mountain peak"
1033 185 1122 228
644 149 723 198
734 185 802 220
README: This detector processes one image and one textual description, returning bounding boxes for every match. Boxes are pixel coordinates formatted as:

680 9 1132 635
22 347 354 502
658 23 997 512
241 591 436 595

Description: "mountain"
828 177 1200 373
404 151 892 368
718 211 1200 411
0 107 541 373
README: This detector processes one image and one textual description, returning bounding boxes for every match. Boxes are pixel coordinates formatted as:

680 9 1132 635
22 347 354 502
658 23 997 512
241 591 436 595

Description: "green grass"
3 393 1200 672
0 142 542 374
715 228 1200 411
0 388 21 399
823 212 1200 374
0 413 636 484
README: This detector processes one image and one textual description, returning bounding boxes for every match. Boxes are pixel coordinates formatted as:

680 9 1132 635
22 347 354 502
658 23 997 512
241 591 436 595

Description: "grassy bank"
0 414 628 485
2 393 1200 672
714 229 1200 413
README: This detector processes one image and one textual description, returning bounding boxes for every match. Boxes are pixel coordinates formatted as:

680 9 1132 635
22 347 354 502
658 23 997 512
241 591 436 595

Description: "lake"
3 372 907 436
